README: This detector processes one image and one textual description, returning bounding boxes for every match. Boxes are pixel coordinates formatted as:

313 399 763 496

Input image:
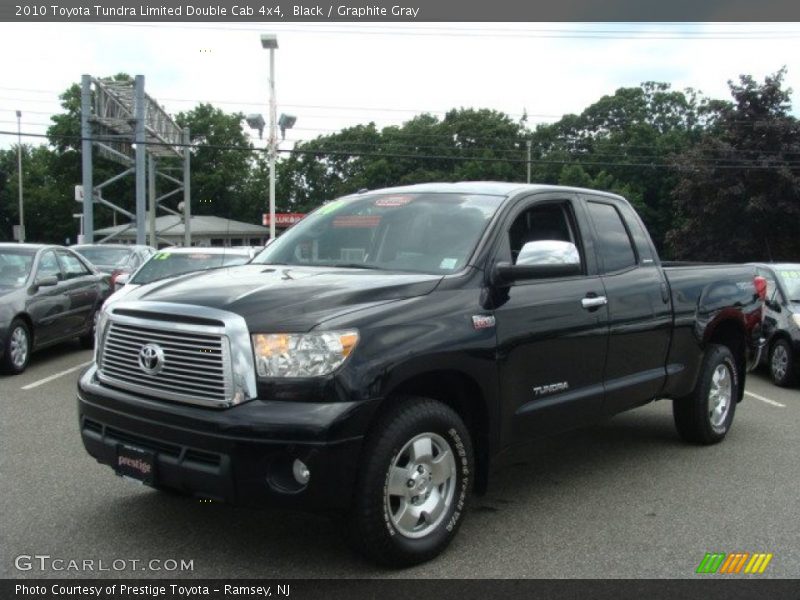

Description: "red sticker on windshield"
374 195 414 207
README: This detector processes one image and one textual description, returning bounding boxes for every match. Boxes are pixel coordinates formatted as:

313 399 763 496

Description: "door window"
507 202 581 268
586 202 637 273
37 250 62 280
57 251 91 279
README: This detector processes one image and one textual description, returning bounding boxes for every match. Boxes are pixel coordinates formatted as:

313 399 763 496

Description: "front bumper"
77 366 373 511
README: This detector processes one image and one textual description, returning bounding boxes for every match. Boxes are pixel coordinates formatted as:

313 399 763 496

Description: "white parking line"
744 390 786 408
21 361 93 391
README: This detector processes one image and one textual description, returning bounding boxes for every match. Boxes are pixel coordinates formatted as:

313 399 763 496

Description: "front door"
491 194 610 444
27 250 68 345
56 249 99 336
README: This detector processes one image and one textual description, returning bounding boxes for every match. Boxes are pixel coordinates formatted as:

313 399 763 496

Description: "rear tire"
347 396 473 567
1 318 32 375
673 344 738 445
769 339 796 387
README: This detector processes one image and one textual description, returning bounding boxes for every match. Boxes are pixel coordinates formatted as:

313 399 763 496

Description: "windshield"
776 267 800 301
253 192 504 274
131 251 251 285
0 249 35 288
75 246 133 267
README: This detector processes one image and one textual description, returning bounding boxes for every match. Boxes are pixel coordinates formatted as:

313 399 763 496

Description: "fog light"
293 459 310 485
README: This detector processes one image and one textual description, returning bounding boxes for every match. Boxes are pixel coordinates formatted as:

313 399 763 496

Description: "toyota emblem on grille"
138 343 165 375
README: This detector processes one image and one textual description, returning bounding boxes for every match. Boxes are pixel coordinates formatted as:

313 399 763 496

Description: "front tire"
348 396 473 567
2 318 32 374
673 344 738 445
769 339 796 387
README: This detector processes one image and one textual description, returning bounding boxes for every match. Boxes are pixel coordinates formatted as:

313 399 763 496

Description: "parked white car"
104 247 258 309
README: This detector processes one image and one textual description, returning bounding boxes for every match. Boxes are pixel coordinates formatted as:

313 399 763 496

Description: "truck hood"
115 264 443 331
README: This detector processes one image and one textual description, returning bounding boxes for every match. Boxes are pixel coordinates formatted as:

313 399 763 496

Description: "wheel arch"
372 369 492 494
706 318 746 402
11 312 35 348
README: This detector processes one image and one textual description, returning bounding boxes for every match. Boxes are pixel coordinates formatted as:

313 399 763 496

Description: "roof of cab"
343 181 626 200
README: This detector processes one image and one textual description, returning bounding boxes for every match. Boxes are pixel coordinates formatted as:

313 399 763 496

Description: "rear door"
582 197 672 415
492 193 610 443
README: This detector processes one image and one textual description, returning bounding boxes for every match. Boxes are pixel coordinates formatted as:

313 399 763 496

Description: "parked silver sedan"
0 243 111 374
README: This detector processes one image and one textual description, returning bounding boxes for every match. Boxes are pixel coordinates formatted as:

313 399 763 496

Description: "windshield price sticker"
375 195 415 207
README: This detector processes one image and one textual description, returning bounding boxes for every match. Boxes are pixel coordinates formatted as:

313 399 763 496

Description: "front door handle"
581 295 608 309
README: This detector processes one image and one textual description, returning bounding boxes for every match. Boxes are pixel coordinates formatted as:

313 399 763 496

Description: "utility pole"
526 140 532 184
134 75 147 246
80 74 93 243
183 127 191 247
148 155 157 247
268 42 277 241
16 110 24 242
261 34 279 241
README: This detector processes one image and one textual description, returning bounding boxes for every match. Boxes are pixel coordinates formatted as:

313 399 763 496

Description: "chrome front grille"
98 318 233 407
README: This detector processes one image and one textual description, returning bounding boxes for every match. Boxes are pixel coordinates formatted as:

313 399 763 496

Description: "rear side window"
617 203 655 263
587 202 637 273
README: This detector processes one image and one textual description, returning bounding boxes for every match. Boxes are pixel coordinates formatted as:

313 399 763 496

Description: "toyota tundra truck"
77 183 765 566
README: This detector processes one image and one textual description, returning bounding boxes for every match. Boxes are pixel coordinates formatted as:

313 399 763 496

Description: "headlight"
94 310 110 365
792 314 800 328
252 330 359 378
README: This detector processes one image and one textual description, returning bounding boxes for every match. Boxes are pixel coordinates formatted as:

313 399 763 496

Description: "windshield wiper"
318 263 383 270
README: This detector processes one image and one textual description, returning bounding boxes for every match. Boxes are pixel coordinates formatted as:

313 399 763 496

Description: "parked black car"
1 243 112 374
71 244 155 291
752 263 800 386
77 183 764 566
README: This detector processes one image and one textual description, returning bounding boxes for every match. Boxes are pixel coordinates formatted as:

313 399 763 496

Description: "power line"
3 129 799 171
3 111 798 162
0 92 553 121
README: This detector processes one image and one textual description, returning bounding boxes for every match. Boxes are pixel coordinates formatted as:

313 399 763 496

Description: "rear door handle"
581 295 608 309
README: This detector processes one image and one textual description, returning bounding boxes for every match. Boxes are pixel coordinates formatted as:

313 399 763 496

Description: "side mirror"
115 273 130 288
34 275 59 289
492 240 582 285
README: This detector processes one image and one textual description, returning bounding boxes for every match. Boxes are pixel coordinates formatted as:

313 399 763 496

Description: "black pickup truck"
77 183 765 566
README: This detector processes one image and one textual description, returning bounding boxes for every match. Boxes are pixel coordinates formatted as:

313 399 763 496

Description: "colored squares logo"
696 552 773 574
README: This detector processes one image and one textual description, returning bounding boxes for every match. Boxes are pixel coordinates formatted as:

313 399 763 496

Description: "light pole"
16 110 24 243
261 33 278 240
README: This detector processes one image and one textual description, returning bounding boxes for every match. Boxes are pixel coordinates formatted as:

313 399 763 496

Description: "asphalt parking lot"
1 343 798 579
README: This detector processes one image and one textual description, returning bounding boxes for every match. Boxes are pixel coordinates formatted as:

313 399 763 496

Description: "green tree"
527 82 709 252
667 69 800 261
0 145 77 243
175 103 254 222
276 109 527 213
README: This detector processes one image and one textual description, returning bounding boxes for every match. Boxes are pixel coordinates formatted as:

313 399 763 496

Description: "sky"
1 22 799 151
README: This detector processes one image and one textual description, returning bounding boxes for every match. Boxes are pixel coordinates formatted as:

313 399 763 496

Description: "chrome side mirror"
492 240 582 285
517 240 581 268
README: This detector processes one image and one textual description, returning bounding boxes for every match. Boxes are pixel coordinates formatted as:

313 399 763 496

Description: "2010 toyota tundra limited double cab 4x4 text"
78 183 765 566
